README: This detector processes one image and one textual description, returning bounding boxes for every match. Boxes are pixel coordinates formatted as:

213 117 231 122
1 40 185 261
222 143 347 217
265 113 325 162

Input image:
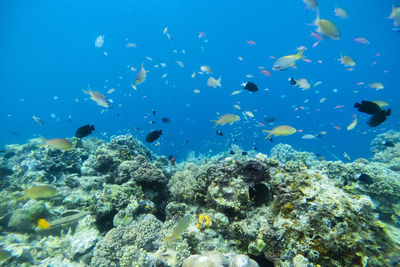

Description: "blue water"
1 0 399 161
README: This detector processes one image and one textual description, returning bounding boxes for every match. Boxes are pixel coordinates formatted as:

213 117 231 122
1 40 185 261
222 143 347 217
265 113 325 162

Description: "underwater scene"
1 0 400 266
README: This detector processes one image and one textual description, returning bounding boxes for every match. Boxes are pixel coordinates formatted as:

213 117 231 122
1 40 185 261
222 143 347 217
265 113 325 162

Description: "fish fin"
210 120 219 128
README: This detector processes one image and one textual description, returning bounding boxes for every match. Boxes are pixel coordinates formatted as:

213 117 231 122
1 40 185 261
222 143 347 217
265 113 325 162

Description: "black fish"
145 130 162 143
161 118 171 123
263 116 276 123
253 147 257 150
359 174 373 184
384 141 395 147
152 109 156 115
184 140 189 144
241 151 248 156
288 78 297 86
148 120 156 124
3 152 16 159
243 82 258 92
75 124 95 138
367 108 391 127
354 101 380 115
229 150 235 155
168 155 173 160
216 130 223 136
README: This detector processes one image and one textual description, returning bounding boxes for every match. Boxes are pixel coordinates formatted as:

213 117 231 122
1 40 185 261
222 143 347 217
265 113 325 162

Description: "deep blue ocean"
1 0 399 162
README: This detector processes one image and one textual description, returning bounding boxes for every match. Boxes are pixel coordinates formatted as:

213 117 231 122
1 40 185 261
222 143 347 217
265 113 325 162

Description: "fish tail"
211 120 219 128
265 133 273 140
296 48 306 60
81 89 88 95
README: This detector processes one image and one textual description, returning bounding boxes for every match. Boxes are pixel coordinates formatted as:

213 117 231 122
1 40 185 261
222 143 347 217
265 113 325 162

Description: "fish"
161 118 171 123
32 116 44 126
347 115 357 130
358 174 373 184
302 134 316 139
334 7 349 19
263 125 296 139
353 36 370 45
37 218 50 229
75 124 95 138
354 101 381 115
263 116 276 123
384 141 395 148
94 35 104 47
367 109 391 127
244 111 254 117
260 70 271 76
288 78 310 90
193 89 200 94
231 90 242 96
241 151 248 156
313 12 341 40
368 83 384 90
211 114 239 127
136 63 147 85
207 77 222 88
82 87 110 108
145 130 162 143
163 214 191 247
373 100 389 108
339 53 356 67
389 6 400 27
272 46 306 71
303 0 318 11
216 130 223 136
200 65 212 73
242 82 258 92
39 135 74 151
24 184 58 199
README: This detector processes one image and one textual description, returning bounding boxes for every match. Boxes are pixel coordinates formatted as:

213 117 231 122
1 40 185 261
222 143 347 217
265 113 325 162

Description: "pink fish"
297 129 303 133
346 68 354 72
247 40 256 45
356 82 365 85
260 70 271 76
198 32 206 38
370 61 377 66
258 122 265 126
310 32 323 41
334 125 341 130
303 58 312 63
353 36 370 45
375 53 381 57
334 105 344 109
269 55 275 59
312 40 321 48
317 60 323 63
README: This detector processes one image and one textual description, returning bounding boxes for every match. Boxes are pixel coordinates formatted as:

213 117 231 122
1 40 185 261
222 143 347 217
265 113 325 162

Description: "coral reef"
0 132 400 266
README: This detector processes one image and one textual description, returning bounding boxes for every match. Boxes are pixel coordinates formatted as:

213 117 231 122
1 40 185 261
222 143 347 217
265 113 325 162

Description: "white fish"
302 134 316 139
95 35 104 47
200 65 212 73
207 77 222 88
135 64 147 85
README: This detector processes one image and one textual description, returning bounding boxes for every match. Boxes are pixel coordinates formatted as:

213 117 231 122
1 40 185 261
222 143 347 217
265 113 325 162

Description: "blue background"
1 0 399 161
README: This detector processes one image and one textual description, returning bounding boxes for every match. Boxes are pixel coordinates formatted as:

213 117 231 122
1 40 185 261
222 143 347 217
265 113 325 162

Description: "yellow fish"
347 115 357 130
24 184 58 199
245 111 254 117
273 47 306 71
263 125 296 139
163 215 191 247
339 53 356 67
313 12 341 40
39 136 74 151
37 218 50 229
369 82 384 90
211 114 239 127
231 90 241 96
372 100 389 107
389 6 400 27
